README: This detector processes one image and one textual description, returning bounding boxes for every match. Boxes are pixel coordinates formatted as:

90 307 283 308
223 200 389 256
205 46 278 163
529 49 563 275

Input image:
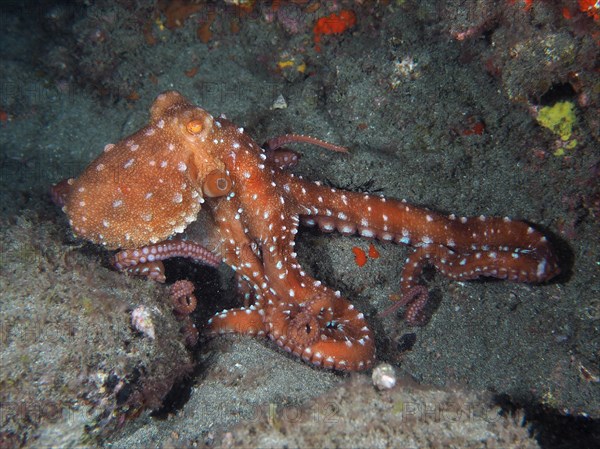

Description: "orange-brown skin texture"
59 91 560 371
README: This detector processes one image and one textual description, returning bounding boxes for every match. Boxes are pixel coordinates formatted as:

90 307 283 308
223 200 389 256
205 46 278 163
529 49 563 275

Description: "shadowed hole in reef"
149 260 229 417
538 82 576 106
494 394 600 449
150 358 214 419
151 382 193 419
164 257 237 315
397 332 417 353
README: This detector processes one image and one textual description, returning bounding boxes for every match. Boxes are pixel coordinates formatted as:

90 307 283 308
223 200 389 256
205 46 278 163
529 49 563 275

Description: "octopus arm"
285 176 560 287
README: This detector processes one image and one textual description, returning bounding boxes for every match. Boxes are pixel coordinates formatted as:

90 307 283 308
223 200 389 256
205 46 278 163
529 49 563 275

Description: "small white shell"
131 305 155 339
372 363 397 390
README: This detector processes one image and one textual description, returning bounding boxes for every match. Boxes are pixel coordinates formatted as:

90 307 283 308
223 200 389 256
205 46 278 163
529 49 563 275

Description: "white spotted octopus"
52 91 560 371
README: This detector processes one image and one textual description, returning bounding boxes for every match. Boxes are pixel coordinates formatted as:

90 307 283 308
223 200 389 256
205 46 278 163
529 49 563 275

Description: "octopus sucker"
52 91 560 372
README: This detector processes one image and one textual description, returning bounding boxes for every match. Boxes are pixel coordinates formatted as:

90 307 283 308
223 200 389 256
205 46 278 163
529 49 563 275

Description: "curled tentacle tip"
378 285 429 323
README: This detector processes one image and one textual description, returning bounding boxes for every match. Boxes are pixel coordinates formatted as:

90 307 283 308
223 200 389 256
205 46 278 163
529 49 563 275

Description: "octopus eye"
202 169 232 197
186 119 203 134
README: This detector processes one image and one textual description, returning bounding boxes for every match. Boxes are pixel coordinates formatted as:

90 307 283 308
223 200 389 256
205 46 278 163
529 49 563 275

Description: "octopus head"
63 91 227 249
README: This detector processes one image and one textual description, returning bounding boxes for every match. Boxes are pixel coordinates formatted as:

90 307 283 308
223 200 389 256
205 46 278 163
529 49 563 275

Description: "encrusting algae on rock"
535 101 578 156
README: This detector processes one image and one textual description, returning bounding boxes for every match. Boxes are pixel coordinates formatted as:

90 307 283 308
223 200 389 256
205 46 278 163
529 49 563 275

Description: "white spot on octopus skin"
178 161 187 172
360 229 374 238
536 259 547 277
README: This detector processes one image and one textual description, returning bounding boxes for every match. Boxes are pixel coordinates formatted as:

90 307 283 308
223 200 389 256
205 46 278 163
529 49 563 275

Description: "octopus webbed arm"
239 198 375 370
204 148 375 370
205 196 374 369
284 175 560 291
205 198 270 336
257 233 375 370
265 291 376 371
113 239 221 282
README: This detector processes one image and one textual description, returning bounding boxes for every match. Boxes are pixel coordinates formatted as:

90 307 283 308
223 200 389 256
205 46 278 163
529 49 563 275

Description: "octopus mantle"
55 91 560 371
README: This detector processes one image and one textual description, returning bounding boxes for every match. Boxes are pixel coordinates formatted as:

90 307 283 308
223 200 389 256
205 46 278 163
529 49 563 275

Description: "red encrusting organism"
368 243 380 259
313 10 356 51
352 246 368 267
353 243 380 267
579 0 600 21
462 122 485 136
